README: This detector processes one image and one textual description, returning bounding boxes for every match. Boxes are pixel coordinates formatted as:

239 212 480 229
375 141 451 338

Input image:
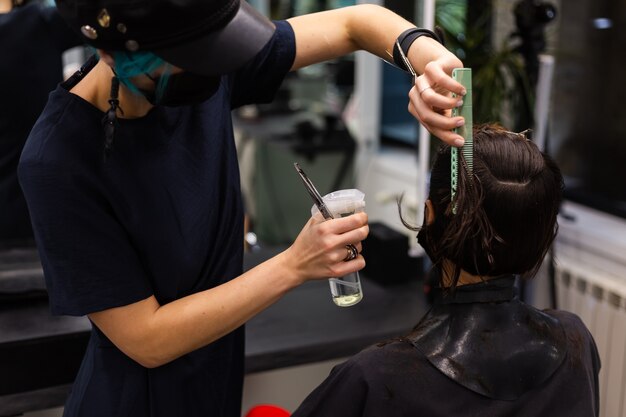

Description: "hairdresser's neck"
441 260 485 287
69 59 154 119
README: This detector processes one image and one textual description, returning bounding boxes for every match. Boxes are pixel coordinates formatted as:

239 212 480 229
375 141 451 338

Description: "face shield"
55 0 276 76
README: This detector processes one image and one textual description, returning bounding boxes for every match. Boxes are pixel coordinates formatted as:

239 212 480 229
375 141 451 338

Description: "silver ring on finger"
343 244 358 262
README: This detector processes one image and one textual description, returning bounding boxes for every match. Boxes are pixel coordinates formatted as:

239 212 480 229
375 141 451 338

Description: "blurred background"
2 0 626 416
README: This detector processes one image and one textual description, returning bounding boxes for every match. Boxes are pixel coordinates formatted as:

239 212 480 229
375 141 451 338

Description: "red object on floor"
245 404 291 417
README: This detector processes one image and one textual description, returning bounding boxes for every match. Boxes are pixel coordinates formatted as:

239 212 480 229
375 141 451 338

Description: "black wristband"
392 27 444 72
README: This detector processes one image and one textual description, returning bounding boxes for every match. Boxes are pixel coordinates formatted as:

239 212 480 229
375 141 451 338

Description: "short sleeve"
19 160 153 316
230 20 296 109
291 359 369 417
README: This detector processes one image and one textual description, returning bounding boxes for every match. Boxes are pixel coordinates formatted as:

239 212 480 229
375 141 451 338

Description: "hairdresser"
18 1 465 415
0 0 80 242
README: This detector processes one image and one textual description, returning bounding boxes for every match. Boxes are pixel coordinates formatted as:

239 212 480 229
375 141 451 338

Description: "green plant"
436 0 534 131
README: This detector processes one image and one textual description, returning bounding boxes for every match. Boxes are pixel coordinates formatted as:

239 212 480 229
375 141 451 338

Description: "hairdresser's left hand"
408 53 466 147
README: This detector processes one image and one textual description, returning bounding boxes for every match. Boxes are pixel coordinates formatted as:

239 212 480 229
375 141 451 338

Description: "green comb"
451 68 473 214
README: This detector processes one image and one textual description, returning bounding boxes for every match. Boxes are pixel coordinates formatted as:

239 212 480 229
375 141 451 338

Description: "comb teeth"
451 147 459 213
463 140 473 175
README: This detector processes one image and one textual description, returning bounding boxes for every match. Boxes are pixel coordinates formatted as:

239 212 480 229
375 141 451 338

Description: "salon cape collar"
408 275 567 400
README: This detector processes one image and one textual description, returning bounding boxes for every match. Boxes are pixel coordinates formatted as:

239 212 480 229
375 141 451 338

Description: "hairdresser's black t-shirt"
0 3 80 241
18 21 295 417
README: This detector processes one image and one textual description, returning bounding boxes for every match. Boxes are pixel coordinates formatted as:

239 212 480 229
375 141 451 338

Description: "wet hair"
110 50 172 101
401 124 564 289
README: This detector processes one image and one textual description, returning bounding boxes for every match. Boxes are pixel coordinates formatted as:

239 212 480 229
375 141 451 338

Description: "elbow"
122 339 177 369
134 356 166 369
127 348 163 369
111 329 178 369
88 298 186 369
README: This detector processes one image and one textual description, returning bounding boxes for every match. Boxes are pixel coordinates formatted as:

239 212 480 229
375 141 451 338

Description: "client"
290 124 600 417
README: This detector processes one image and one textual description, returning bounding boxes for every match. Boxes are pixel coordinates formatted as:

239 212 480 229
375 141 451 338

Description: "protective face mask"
417 226 436 261
140 71 221 107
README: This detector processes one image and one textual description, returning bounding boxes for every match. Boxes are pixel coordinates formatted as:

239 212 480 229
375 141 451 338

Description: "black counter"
0 247 427 416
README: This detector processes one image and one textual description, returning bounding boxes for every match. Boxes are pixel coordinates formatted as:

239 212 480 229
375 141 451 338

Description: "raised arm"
287 4 467 146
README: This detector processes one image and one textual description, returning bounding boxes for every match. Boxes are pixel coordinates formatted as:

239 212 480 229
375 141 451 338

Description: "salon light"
593 18 612 29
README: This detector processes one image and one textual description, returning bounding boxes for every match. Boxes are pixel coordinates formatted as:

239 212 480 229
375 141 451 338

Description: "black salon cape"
18 21 295 417
292 279 600 417
0 3 80 241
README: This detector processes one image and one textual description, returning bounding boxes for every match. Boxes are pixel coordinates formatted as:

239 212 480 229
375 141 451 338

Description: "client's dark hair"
403 124 564 289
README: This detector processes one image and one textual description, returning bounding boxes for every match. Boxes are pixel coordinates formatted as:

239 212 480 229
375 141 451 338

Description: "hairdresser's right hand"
283 212 369 286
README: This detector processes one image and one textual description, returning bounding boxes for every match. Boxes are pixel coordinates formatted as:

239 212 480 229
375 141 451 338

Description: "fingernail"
456 100 464 107
455 119 465 127
454 138 465 147
461 89 467 96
